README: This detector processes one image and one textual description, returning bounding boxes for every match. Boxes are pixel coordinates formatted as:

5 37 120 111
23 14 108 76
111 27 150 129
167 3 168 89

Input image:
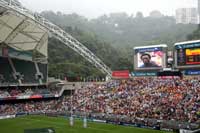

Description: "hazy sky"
19 0 197 18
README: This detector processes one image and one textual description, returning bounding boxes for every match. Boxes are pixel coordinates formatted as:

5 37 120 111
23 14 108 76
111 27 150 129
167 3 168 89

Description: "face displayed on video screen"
137 51 163 68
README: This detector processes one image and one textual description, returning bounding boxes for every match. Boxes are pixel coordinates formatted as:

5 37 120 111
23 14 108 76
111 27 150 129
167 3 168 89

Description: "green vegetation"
0 115 170 133
43 11 197 49
48 29 126 79
43 11 198 78
187 25 200 40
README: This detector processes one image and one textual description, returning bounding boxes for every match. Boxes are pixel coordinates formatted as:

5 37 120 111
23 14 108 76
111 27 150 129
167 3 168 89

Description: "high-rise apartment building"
198 0 200 22
176 8 198 24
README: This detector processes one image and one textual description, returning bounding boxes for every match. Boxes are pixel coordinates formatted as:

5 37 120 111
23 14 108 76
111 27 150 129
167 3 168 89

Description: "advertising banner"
112 70 129 79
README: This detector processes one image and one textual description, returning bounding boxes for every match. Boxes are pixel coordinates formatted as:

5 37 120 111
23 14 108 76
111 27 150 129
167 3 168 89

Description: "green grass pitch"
0 115 172 133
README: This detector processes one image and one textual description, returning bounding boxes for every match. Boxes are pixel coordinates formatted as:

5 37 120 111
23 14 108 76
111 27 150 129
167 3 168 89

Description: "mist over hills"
42 11 197 48
41 11 197 78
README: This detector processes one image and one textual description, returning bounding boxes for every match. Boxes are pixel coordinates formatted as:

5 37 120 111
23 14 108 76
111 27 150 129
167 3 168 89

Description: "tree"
187 25 200 40
43 10 197 78
135 12 144 19
149 10 163 18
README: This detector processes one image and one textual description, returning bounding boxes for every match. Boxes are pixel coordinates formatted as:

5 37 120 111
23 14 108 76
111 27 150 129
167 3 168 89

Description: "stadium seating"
38 63 48 83
12 58 38 84
0 56 48 85
0 57 17 84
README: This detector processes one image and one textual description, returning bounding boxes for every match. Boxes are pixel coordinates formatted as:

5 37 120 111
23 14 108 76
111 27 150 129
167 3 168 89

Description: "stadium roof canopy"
0 7 48 59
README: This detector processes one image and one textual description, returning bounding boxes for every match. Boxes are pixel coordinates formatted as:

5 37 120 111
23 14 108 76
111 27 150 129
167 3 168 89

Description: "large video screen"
134 47 164 69
137 51 163 68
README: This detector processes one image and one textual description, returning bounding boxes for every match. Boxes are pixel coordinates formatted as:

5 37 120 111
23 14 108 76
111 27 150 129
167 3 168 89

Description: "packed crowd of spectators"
66 77 200 124
0 99 65 116
0 76 200 125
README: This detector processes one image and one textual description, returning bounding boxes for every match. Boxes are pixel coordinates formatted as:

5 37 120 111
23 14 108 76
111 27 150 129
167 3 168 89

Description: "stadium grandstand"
0 0 200 133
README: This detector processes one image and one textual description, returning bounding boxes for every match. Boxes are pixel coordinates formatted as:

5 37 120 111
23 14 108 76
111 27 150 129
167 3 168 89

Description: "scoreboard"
185 49 200 65
175 40 200 68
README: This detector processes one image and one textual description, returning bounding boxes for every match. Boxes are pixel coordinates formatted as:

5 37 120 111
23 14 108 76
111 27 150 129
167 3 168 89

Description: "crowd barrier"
0 111 198 132
44 111 199 131
0 115 15 120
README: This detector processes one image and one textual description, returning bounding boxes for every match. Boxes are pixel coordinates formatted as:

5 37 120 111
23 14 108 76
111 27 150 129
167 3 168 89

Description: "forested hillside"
42 11 198 79
42 11 197 48
48 27 131 79
187 25 200 40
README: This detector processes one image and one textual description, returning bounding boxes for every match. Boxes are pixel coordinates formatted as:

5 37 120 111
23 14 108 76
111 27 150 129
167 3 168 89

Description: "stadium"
0 0 200 133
